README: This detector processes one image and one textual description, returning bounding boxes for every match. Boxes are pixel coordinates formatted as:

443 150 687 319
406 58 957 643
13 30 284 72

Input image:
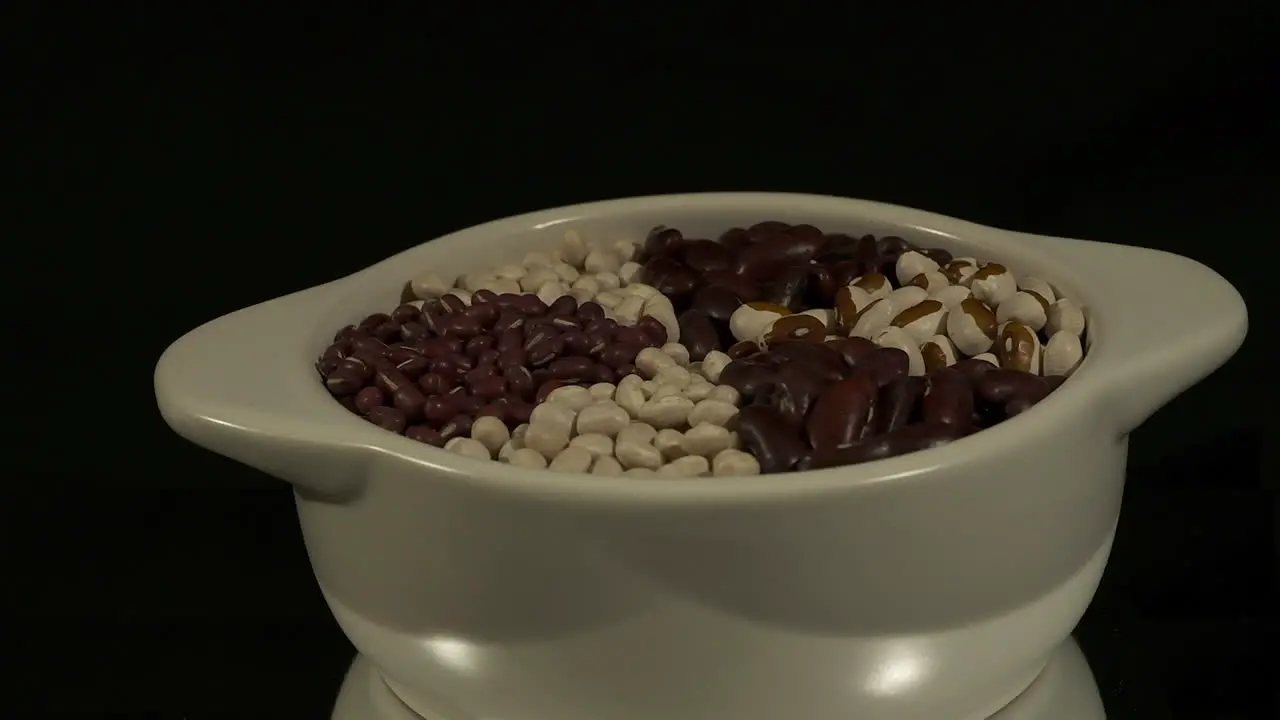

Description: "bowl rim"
312 192 1111 505
157 191 1244 507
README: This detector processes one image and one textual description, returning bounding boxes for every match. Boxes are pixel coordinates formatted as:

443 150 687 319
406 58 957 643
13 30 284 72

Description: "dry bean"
658 455 710 478
712 449 762 476
507 447 548 469
569 433 614 458
445 437 491 460
682 423 735 457
591 455 624 476
548 446 594 473
806 375 878 451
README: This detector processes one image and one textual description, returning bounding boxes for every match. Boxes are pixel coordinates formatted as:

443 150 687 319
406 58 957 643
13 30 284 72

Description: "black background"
8 6 1278 717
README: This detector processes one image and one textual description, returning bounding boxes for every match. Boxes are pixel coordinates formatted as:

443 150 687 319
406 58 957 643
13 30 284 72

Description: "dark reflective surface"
12 6 1275 717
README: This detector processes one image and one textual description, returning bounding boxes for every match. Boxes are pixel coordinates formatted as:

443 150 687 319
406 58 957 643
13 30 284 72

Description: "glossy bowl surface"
157 193 1246 720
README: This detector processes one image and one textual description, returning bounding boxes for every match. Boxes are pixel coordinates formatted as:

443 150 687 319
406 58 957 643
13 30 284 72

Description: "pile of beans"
315 222 1088 477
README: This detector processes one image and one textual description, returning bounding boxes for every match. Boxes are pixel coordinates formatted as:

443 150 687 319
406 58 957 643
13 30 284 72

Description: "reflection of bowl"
157 194 1245 720
331 638 1106 720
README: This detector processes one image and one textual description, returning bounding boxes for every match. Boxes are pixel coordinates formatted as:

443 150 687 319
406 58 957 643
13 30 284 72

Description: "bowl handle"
1034 236 1247 436
154 285 372 500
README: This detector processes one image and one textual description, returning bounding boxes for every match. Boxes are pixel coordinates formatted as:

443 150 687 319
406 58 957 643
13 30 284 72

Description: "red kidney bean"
494 326 523 354
320 341 348 363
806 375 877 450
690 285 743 323
922 367 974 428
414 337 449 359
428 357 466 384
613 326 649 348
681 239 733 273
598 343 643 370
399 321 430 343
440 295 467 314
373 367 414 395
587 363 614 383
728 405 809 474
856 347 910 387
503 365 535 399
1044 375 1067 392
718 360 776 400
418 373 450 396
358 313 391 331
465 335 495 357
440 313 482 338
495 345 526 369
817 232 859 254
494 293 524 309
393 353 429 378
547 295 577 316
718 227 751 251
576 301 606 324
420 309 446 335
439 414 474 441
392 385 427 420
548 315 581 331
761 265 809 310
701 270 761 302
337 357 375 382
877 376 925 434
525 332 564 366
535 379 574 403
636 315 669 345
353 386 385 414
476 401 508 421
463 363 497 385
734 231 827 280
976 370 1050 405
333 325 361 343
463 302 498 327
746 221 789 242
825 336 877 369
350 335 387 356
515 294 549 316
405 425 444 446
316 357 340 378
806 422 968 469
422 395 456 425
506 400 535 424
850 234 879 266
559 330 592 356
806 263 840 303
548 356 594 381
769 343 846 382
454 394 484 416
493 311 525 334
677 309 720 361
373 322 402 343
952 358 998 384
471 376 508 401
366 406 407 433
643 257 701 300
615 363 637 377
1005 397 1037 417
523 326 558 352
770 363 825 426
643 226 684 258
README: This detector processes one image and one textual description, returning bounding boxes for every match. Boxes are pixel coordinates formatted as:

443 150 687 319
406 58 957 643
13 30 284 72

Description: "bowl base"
334 640 1104 720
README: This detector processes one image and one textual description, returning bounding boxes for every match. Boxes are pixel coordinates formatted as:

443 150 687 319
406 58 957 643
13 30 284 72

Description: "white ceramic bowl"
155 193 1246 720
